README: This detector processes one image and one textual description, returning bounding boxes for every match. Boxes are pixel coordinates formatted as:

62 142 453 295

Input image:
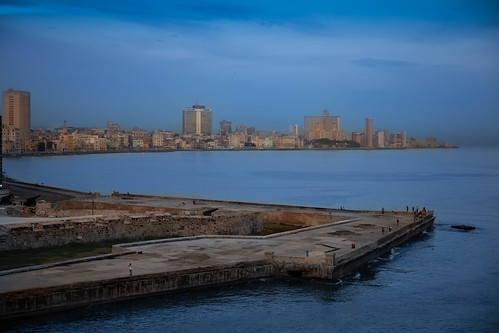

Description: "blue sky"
1 0 498 144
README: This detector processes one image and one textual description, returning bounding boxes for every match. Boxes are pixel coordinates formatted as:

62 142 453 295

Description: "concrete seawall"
0 211 263 250
0 210 434 320
1 260 272 319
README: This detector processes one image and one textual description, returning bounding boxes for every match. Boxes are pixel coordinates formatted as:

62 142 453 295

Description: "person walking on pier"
129 263 133 276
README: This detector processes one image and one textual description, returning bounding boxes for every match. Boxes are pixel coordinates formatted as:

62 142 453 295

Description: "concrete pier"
0 199 434 320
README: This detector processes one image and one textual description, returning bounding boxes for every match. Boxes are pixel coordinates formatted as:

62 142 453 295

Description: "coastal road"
2 180 88 203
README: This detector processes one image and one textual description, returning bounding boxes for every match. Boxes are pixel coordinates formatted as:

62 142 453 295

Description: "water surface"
4 147 499 332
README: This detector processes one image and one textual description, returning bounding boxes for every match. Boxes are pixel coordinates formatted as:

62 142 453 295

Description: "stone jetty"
0 186 435 320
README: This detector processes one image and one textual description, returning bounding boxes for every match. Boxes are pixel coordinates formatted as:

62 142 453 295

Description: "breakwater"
0 260 273 319
0 210 434 320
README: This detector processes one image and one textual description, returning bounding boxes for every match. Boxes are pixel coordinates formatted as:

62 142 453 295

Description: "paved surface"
0 211 413 294
2 180 89 203
0 182 418 295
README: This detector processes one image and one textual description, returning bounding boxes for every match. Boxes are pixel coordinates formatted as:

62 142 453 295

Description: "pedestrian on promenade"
406 206 409 212
397 219 399 226
129 263 133 276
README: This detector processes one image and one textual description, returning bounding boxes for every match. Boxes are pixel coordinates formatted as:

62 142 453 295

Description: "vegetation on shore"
0 237 165 271
0 224 301 270
251 222 302 236
307 138 361 148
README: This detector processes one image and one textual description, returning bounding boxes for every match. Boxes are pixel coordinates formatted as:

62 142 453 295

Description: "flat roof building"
2 88 31 153
304 110 343 141
183 104 212 136
365 118 373 147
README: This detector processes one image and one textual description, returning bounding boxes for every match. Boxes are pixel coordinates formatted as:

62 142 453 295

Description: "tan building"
58 134 75 152
2 88 30 153
304 110 343 141
272 135 303 149
152 130 165 147
374 130 385 148
425 137 438 148
228 132 246 149
352 132 363 146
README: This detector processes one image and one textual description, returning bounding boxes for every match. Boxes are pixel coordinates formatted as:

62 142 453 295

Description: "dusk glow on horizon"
1 0 498 145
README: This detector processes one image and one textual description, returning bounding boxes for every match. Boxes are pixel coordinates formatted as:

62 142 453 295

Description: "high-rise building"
304 110 343 141
391 131 408 148
2 88 31 153
383 129 390 147
365 118 373 147
352 132 363 145
219 120 232 146
183 104 212 136
219 120 232 136
374 130 385 148
0 115 2 180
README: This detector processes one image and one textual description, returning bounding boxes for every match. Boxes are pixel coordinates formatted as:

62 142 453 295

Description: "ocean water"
3 147 499 332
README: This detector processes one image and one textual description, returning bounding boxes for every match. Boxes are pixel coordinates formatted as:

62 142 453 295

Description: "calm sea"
3 147 499 332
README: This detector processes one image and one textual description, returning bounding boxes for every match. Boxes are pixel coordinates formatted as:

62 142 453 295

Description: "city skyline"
1 91 438 152
25 98 419 145
1 1 498 145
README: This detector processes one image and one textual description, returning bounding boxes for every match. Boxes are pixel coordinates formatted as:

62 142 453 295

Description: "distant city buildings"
365 118 373 148
182 104 212 136
425 137 438 148
374 130 385 148
0 87 450 153
351 132 363 146
0 115 2 176
219 120 232 146
2 88 31 153
106 121 120 132
304 110 345 141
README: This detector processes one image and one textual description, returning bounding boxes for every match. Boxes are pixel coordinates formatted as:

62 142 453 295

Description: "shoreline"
3 145 458 158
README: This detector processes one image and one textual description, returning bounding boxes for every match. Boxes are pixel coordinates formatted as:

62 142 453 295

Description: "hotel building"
304 110 344 141
2 88 31 153
182 104 212 136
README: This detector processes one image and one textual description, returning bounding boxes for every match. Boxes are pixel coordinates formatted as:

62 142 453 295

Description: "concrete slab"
0 213 416 294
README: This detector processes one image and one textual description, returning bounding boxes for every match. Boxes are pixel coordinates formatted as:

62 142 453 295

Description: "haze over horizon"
1 0 498 145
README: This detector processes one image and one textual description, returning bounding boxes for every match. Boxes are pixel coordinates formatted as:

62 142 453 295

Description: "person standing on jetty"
128 263 133 276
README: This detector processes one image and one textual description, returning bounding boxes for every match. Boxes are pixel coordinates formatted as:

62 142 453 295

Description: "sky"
1 0 498 144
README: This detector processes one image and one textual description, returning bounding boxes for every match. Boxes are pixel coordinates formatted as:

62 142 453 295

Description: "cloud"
351 58 418 68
